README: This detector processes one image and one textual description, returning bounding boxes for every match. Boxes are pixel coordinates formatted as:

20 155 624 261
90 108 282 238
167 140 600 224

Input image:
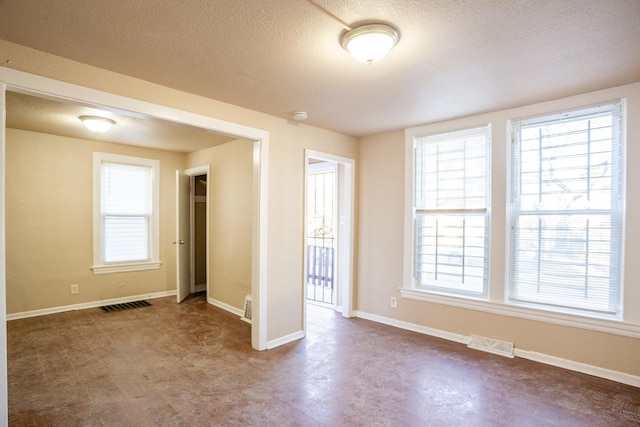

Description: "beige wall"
6 128 185 313
357 130 404 316
358 84 640 376
187 139 253 310
266 123 358 337
0 40 359 343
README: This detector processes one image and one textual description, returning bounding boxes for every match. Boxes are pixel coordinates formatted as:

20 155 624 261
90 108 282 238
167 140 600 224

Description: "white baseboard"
267 330 305 349
515 349 640 388
353 310 640 388
207 297 243 317
195 284 206 293
7 290 177 321
209 298 305 349
354 310 469 345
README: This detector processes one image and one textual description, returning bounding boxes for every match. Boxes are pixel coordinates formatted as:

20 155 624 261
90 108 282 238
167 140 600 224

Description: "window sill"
400 288 640 339
91 261 162 275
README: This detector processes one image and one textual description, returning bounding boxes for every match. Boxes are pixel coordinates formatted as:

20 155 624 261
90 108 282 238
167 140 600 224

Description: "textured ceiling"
1 0 639 137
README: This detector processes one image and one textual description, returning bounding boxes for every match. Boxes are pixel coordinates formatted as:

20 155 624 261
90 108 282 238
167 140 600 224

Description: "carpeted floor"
7 293 640 426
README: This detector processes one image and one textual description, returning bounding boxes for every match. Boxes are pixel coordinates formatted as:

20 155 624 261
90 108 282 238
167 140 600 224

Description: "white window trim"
403 95 640 339
411 125 492 298
92 152 161 274
403 123 492 294
506 102 625 318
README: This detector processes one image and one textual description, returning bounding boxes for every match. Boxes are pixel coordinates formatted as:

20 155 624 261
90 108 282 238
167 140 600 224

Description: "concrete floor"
7 293 640 426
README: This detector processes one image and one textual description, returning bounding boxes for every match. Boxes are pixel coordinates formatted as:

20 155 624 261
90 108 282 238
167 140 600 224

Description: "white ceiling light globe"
341 24 399 64
80 116 115 133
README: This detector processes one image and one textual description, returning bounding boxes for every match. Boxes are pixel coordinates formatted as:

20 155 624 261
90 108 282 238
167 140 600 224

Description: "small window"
92 152 160 274
412 126 491 297
508 102 625 317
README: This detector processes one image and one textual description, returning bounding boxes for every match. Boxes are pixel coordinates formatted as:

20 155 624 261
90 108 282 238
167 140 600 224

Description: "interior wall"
187 140 253 310
5 128 185 314
266 122 358 338
358 83 640 377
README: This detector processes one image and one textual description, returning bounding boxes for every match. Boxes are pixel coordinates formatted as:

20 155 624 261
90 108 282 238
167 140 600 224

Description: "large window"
412 126 491 297
508 102 624 317
403 90 635 333
92 152 160 274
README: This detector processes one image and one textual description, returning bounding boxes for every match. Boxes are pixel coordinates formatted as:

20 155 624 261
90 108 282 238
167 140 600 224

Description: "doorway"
305 159 337 306
303 150 355 326
192 174 207 294
176 166 210 303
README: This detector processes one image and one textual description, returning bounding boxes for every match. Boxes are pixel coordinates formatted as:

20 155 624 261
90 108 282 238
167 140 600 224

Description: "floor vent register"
100 300 152 313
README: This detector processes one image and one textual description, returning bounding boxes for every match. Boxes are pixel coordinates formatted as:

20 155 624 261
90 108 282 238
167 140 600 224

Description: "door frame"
185 165 210 296
303 150 355 326
0 67 271 420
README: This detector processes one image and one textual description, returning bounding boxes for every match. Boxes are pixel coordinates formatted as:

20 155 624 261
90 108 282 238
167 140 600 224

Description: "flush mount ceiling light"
304 0 400 64
341 24 399 64
79 115 115 133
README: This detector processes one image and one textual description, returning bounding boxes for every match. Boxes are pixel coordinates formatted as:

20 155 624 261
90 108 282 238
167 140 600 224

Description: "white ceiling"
1 0 639 137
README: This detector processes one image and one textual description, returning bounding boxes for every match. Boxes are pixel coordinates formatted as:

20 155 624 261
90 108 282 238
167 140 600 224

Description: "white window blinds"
508 102 624 316
101 162 152 263
414 126 491 296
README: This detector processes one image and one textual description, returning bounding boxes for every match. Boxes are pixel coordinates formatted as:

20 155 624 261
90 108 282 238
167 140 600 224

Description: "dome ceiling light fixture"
304 0 400 64
79 115 115 133
341 24 399 64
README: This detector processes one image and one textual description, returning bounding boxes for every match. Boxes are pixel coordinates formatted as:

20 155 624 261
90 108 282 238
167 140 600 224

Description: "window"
92 152 160 274
412 126 491 297
508 102 624 317
403 90 635 334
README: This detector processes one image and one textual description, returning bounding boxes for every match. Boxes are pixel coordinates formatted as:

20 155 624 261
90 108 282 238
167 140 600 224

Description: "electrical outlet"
390 297 397 308
70 284 79 294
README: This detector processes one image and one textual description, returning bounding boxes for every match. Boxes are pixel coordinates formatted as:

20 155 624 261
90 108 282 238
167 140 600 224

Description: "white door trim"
0 67 270 421
0 73 7 425
304 150 355 321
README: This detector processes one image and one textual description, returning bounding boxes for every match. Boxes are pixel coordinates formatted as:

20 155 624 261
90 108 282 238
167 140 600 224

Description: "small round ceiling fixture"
79 115 115 133
341 23 399 64
291 111 308 121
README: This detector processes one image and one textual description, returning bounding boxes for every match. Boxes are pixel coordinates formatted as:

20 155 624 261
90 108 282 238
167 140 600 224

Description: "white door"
176 170 191 302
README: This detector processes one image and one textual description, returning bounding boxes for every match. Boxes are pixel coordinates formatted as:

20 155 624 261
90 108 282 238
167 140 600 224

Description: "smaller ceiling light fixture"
341 23 399 64
79 115 115 133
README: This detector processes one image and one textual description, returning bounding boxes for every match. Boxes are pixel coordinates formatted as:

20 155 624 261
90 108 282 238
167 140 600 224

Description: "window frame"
92 152 161 274
506 102 625 319
411 125 492 298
